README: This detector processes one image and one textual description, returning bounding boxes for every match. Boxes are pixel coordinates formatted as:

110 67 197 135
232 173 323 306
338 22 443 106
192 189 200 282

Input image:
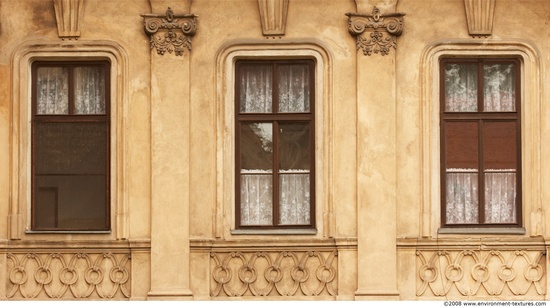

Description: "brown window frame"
235 59 316 230
440 58 522 228
31 61 111 231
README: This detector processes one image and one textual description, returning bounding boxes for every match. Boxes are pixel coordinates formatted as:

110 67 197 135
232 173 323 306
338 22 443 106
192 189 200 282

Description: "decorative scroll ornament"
141 7 197 56
346 6 405 56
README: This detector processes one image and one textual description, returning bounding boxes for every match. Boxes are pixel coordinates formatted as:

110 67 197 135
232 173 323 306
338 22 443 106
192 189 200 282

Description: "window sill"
231 228 317 235
25 230 112 234
438 227 525 235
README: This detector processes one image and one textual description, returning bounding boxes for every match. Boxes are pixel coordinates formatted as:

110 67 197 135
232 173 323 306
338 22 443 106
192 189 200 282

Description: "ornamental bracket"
141 7 197 56
346 6 405 56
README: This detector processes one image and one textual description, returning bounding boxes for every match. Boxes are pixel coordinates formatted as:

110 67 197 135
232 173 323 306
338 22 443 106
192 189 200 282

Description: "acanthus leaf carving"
346 6 405 56
141 7 197 56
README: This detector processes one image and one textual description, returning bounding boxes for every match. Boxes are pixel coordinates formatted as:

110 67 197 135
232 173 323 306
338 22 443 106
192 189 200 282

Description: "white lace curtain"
444 63 515 112
444 63 517 224
37 66 106 115
239 64 311 226
446 171 516 224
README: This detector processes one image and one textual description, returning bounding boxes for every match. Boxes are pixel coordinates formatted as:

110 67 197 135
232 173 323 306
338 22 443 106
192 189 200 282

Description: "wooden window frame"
440 58 522 228
234 59 316 230
31 61 111 231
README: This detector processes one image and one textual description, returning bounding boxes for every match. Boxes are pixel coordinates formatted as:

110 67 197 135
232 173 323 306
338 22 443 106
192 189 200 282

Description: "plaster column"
347 1 403 300
143 2 196 299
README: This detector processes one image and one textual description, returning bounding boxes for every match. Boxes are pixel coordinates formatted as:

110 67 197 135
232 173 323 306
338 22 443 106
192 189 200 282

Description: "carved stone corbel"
464 0 496 37
346 6 405 56
141 7 197 56
53 0 84 40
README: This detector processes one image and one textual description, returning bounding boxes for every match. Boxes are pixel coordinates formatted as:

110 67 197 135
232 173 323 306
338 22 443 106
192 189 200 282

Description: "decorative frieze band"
346 6 405 56
416 249 546 298
210 250 338 297
141 7 197 56
6 252 131 299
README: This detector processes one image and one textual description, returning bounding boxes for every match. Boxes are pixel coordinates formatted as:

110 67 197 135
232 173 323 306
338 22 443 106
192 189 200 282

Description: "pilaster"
142 3 195 300
347 1 404 300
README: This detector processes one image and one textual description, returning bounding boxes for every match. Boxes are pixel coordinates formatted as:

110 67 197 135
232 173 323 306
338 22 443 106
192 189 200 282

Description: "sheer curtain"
75 67 106 114
37 66 106 115
444 63 517 224
239 64 311 226
37 67 69 114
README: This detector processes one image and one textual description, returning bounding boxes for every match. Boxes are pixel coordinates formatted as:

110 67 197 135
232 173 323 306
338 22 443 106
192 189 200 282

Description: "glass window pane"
279 174 310 225
484 64 515 112
239 123 273 171
484 172 516 223
278 64 310 113
446 172 479 224
75 66 107 114
37 67 69 114
278 123 311 171
33 122 108 230
34 175 107 229
444 63 478 112
483 121 517 170
240 174 273 225
444 121 479 170
34 122 108 175
239 65 273 113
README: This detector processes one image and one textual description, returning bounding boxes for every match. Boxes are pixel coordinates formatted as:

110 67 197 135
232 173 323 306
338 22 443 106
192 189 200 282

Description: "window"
235 60 315 229
31 61 110 231
440 58 521 227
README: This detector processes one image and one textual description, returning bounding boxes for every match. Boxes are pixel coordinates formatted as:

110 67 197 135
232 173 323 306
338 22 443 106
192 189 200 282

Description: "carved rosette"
6 252 131 299
346 7 405 56
210 250 338 297
142 7 197 56
416 249 546 298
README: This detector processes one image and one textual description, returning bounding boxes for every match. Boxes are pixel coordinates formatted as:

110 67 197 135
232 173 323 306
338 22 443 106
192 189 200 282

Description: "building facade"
0 0 548 301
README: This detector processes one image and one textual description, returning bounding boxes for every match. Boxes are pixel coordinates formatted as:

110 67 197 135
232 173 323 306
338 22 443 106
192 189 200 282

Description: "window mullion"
68 66 75 115
272 63 280 226
477 61 485 225
478 119 485 224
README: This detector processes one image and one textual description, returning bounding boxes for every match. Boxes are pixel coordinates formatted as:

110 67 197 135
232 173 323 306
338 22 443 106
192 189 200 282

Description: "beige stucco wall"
0 0 548 301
